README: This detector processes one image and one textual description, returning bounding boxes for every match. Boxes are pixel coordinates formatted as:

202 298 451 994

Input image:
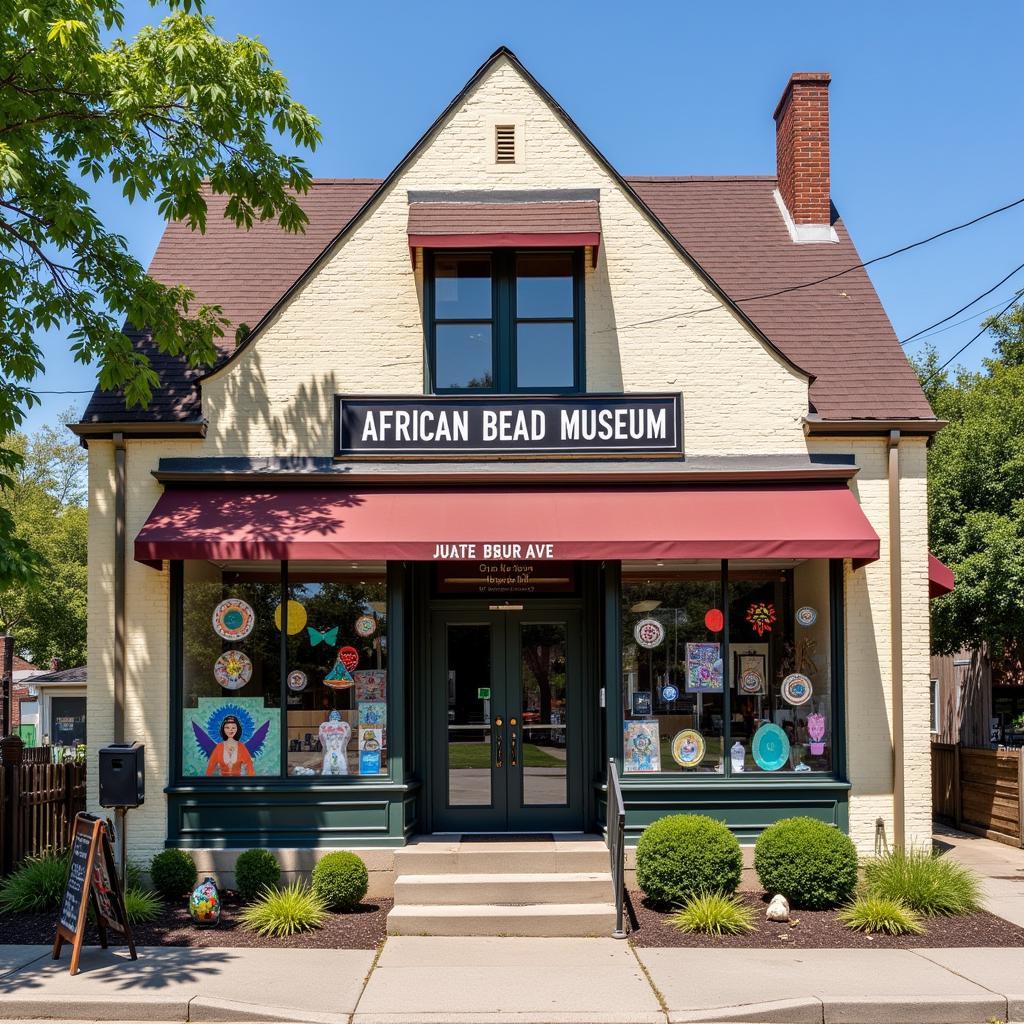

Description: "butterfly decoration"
308 625 339 647
190 702 272 760
745 601 776 637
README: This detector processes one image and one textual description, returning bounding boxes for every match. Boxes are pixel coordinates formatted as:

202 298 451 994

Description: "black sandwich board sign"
52 813 136 975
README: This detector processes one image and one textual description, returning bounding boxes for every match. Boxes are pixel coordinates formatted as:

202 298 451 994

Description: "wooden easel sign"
53 813 136 975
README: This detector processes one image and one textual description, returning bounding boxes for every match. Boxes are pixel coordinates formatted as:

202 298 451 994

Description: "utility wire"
900 261 1024 346
921 292 1021 388
608 193 1024 333
904 293 1023 344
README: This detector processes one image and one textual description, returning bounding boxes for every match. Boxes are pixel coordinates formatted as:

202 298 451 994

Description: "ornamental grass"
239 881 327 937
670 892 755 936
863 847 982 917
838 895 924 935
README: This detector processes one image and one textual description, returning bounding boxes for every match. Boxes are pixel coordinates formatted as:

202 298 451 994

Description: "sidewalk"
2 827 1023 1024
935 822 1024 927
2 938 1023 1024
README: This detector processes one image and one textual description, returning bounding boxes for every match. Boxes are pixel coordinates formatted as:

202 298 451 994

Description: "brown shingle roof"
81 176 934 425
407 199 601 237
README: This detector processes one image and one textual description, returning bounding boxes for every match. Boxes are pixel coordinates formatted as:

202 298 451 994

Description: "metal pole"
117 808 127 896
1 632 13 737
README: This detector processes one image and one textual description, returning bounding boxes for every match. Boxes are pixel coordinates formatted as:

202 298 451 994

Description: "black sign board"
436 560 577 595
334 393 682 459
53 813 136 975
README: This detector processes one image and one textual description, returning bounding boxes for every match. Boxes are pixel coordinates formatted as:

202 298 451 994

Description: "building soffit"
198 46 813 389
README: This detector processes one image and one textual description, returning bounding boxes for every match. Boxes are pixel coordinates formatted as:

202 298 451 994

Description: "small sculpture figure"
319 710 351 775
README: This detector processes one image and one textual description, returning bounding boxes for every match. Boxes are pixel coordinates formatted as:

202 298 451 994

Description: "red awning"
407 200 601 266
929 553 954 598
135 482 879 568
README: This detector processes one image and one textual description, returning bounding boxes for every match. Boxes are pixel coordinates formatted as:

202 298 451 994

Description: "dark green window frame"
424 248 586 394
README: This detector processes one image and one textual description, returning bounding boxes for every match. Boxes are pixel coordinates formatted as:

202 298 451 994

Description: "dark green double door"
431 607 584 833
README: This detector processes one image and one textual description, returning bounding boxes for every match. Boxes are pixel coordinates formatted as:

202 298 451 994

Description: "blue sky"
28 0 1024 431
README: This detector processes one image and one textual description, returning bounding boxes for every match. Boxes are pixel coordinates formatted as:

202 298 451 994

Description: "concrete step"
393 842 609 876
394 871 613 906
386 901 618 937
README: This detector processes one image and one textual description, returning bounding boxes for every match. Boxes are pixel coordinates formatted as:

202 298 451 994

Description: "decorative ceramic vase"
189 876 222 927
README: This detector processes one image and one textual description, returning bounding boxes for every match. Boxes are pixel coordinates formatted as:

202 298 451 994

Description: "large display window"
177 560 388 781
621 559 838 778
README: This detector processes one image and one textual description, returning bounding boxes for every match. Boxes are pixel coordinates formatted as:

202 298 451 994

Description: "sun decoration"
745 601 776 637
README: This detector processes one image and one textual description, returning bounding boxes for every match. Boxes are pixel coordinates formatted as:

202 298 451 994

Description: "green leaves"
0 0 318 586
919 305 1024 655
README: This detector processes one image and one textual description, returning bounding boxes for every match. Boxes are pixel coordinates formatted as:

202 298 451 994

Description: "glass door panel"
446 623 494 807
518 622 569 807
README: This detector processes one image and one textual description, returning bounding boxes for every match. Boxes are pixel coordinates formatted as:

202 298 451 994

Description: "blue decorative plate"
752 723 790 772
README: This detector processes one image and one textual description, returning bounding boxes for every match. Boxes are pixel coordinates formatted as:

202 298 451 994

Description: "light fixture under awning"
134 482 880 569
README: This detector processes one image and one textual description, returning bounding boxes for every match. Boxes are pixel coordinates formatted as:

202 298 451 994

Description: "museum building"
76 49 950 877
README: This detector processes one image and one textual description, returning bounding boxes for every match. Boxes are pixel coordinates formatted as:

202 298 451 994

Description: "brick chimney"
773 72 833 241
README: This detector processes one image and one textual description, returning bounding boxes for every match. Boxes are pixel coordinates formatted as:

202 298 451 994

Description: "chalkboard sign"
52 813 136 975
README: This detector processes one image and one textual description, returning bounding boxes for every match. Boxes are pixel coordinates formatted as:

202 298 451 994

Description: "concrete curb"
189 996 350 1023
0 994 191 1021
351 1015 667 1024
665 997 821 1023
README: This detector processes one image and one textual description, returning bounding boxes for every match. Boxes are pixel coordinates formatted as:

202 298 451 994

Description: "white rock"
766 894 790 922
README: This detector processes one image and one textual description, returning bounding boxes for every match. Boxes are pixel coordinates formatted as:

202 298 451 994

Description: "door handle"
510 718 518 767
495 718 503 768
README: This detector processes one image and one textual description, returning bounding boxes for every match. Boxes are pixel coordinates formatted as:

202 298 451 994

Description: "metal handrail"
606 757 627 938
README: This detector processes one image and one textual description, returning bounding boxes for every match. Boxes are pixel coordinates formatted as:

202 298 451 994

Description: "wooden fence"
932 742 1023 848
0 738 87 875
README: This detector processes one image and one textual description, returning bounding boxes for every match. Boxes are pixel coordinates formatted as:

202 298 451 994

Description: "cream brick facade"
84 55 933 861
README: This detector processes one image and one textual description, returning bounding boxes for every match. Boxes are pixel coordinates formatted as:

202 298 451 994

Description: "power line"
922 292 1021 387
904 293 1022 345
34 389 92 394
607 193 1024 334
900 262 1024 346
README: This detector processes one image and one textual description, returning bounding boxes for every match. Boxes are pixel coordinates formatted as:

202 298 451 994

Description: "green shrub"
234 849 281 902
671 892 755 935
838 895 924 935
123 861 144 891
123 888 163 924
754 817 858 909
0 851 69 913
311 851 369 911
239 881 327 937
150 849 197 901
863 848 981 916
635 815 742 907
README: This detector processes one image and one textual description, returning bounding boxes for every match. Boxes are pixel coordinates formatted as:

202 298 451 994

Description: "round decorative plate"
354 614 377 638
339 646 360 672
213 649 252 690
287 670 308 692
796 606 817 627
660 683 679 702
634 618 665 649
274 600 308 635
212 598 255 641
781 672 813 706
704 608 724 633
671 729 706 768
739 669 764 694
752 723 790 772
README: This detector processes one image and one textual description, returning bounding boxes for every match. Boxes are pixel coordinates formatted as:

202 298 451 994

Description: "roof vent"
494 124 516 164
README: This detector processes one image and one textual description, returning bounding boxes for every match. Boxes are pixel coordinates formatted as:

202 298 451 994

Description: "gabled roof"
79 48 935 429
28 665 87 684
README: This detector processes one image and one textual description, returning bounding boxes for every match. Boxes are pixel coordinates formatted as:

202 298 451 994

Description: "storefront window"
178 561 389 781
727 561 833 774
620 561 836 777
285 570 387 777
622 576 725 774
181 561 283 778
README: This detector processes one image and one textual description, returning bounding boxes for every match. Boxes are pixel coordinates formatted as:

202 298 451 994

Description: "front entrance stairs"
386 835 618 937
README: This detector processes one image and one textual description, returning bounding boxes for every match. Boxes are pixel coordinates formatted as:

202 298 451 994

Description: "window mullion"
498 250 513 392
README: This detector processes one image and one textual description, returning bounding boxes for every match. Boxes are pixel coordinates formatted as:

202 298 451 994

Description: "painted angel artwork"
183 698 281 777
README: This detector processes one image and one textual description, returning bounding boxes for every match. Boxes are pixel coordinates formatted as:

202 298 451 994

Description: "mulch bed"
0 893 391 949
627 889 1024 949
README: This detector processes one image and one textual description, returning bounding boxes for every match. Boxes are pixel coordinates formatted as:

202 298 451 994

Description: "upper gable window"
427 250 583 394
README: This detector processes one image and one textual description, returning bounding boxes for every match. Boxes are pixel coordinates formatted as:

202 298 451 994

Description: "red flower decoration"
339 646 360 672
746 601 776 637
704 608 724 633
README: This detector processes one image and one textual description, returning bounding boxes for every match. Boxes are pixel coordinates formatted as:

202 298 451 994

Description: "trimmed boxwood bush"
754 817 858 909
150 848 197 901
234 849 281 902
635 814 742 907
311 851 368 911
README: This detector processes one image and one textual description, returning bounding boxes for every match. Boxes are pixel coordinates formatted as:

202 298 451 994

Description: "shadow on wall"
583 245 624 392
